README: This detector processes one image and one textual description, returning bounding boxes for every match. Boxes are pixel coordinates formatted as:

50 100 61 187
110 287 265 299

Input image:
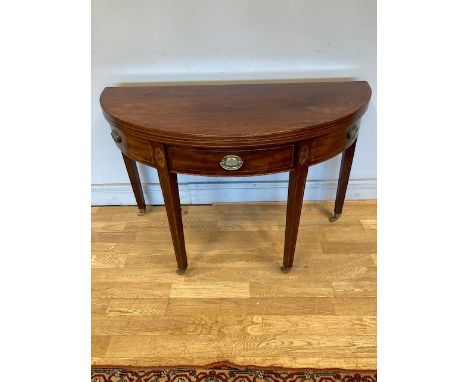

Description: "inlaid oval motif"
346 125 359 141
220 155 243 171
154 148 165 168
111 129 121 143
299 145 309 166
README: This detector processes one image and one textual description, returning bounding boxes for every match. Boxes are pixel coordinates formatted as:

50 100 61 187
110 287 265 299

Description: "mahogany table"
100 81 372 274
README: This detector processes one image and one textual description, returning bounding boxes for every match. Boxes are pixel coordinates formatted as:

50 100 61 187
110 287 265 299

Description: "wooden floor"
92 201 376 369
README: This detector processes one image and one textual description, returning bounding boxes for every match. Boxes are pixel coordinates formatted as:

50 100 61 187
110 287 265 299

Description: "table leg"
122 153 146 216
157 166 188 274
330 139 357 222
282 166 308 271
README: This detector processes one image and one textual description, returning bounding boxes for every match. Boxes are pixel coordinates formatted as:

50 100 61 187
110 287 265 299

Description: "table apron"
109 123 359 175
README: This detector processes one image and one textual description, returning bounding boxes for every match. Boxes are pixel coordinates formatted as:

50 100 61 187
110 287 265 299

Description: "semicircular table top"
100 81 371 147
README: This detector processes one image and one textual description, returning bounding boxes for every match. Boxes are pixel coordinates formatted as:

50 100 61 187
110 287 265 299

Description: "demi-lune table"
100 81 372 274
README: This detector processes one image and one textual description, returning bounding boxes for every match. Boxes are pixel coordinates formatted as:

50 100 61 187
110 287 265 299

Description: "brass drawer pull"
111 129 122 143
220 154 243 170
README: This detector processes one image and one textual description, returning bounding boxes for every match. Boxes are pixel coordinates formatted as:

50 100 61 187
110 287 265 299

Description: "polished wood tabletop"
100 81 371 147
100 81 372 273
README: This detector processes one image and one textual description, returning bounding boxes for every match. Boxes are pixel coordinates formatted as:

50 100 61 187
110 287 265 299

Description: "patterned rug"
91 362 377 382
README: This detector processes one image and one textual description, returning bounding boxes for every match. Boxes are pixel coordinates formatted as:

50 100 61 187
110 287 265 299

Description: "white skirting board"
91 179 376 205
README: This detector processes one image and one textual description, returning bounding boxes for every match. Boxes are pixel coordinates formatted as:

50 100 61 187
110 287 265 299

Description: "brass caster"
280 266 292 273
138 208 146 216
329 213 341 222
176 268 186 275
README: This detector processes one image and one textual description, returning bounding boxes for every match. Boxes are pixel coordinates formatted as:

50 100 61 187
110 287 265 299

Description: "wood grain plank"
333 281 377 297
104 334 376 358
92 231 137 244
166 298 249 316
92 266 189 283
334 297 377 316
92 298 169 316
91 335 111 358
182 266 376 282
91 221 127 232
322 227 376 242
92 314 263 336
360 219 377 230
92 282 172 299
262 315 376 336
250 281 335 298
91 252 128 268
165 297 337 316
321 241 377 254
170 282 250 299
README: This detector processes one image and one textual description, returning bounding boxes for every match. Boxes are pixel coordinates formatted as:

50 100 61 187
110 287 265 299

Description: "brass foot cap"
138 208 146 216
329 213 341 222
280 266 292 273
176 268 186 275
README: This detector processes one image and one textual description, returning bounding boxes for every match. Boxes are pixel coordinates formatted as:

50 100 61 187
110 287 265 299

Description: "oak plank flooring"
101 334 376 358
92 298 170 316
92 201 376 369
170 281 250 299
91 356 366 369
93 314 263 336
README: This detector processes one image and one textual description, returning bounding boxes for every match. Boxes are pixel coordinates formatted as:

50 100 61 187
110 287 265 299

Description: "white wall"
92 0 376 205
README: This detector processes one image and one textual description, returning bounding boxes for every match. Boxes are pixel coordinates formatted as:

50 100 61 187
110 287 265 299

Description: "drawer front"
169 145 295 176
110 127 154 166
309 124 358 165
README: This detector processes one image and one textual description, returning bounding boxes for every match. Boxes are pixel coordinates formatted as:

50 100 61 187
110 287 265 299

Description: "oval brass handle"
111 129 122 143
346 125 359 141
220 154 243 171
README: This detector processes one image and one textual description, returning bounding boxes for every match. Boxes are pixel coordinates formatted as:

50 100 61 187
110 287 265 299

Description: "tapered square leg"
330 139 357 222
282 166 308 271
122 153 146 215
155 148 188 273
